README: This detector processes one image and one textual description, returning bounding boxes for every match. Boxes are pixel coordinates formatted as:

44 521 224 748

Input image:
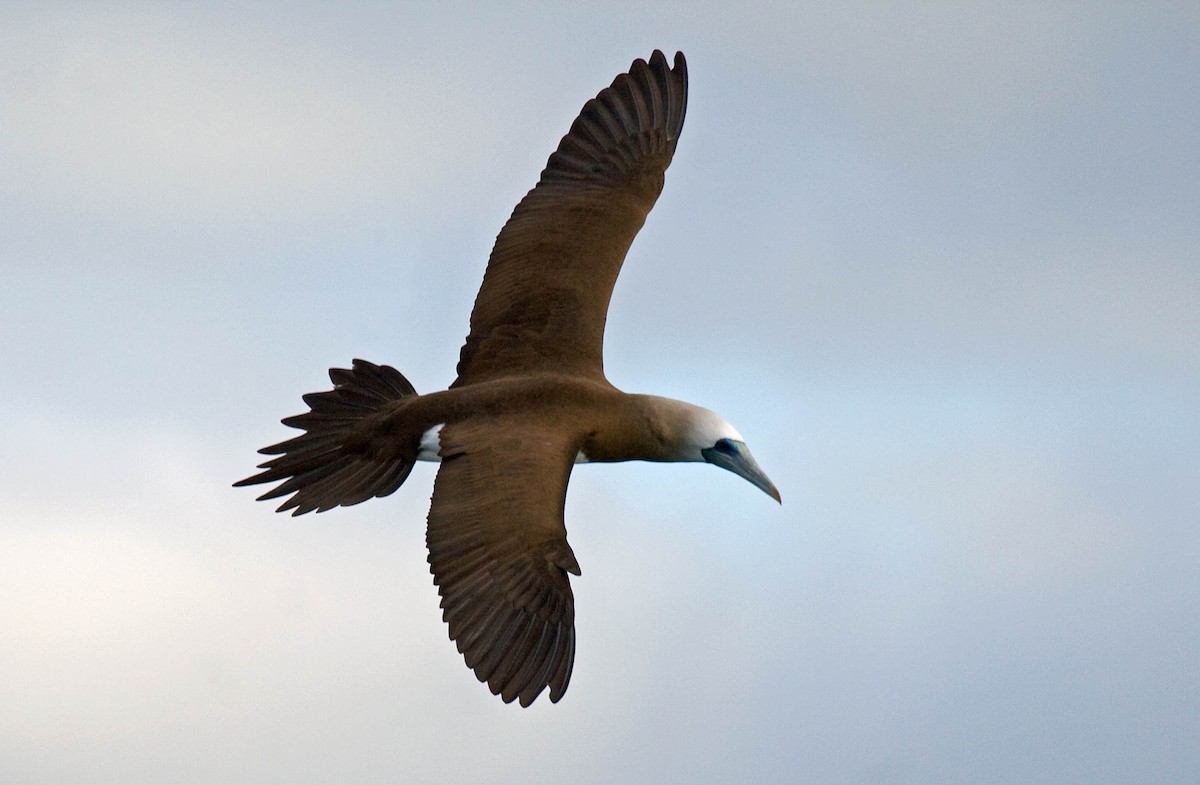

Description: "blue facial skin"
701 438 781 503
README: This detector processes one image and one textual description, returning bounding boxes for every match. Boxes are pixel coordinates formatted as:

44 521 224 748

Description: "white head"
641 397 781 503
677 404 745 460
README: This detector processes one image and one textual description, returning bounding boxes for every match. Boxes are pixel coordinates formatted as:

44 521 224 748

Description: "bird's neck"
580 393 705 464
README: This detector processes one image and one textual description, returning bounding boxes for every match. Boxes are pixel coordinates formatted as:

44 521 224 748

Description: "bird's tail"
234 359 418 516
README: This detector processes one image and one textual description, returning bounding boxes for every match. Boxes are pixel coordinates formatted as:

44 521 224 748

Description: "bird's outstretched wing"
453 50 687 387
425 417 582 706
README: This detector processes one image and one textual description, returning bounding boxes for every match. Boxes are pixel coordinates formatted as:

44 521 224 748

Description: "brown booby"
236 50 779 706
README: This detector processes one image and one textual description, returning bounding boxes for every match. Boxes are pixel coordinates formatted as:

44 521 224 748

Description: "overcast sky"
2 3 1198 783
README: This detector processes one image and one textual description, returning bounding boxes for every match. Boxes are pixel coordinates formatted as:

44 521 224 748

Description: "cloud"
0 6 505 224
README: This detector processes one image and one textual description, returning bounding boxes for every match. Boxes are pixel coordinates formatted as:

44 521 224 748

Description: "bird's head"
652 399 781 503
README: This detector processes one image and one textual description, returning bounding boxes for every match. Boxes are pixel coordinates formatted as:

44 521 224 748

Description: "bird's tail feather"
234 359 417 516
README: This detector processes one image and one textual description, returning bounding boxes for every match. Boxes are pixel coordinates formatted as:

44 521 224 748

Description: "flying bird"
236 50 779 706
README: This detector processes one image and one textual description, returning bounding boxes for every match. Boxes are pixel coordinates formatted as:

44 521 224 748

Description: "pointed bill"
701 440 781 503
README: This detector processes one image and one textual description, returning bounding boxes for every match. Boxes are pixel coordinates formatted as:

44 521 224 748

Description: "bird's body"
237 51 778 707
312 373 741 467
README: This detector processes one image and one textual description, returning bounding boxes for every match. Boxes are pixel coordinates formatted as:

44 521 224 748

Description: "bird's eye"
714 438 735 453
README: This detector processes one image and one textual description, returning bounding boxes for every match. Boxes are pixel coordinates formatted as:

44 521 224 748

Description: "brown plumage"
236 51 779 707
454 51 687 385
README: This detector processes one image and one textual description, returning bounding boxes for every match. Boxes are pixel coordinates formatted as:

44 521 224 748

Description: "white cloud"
0 7 498 222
